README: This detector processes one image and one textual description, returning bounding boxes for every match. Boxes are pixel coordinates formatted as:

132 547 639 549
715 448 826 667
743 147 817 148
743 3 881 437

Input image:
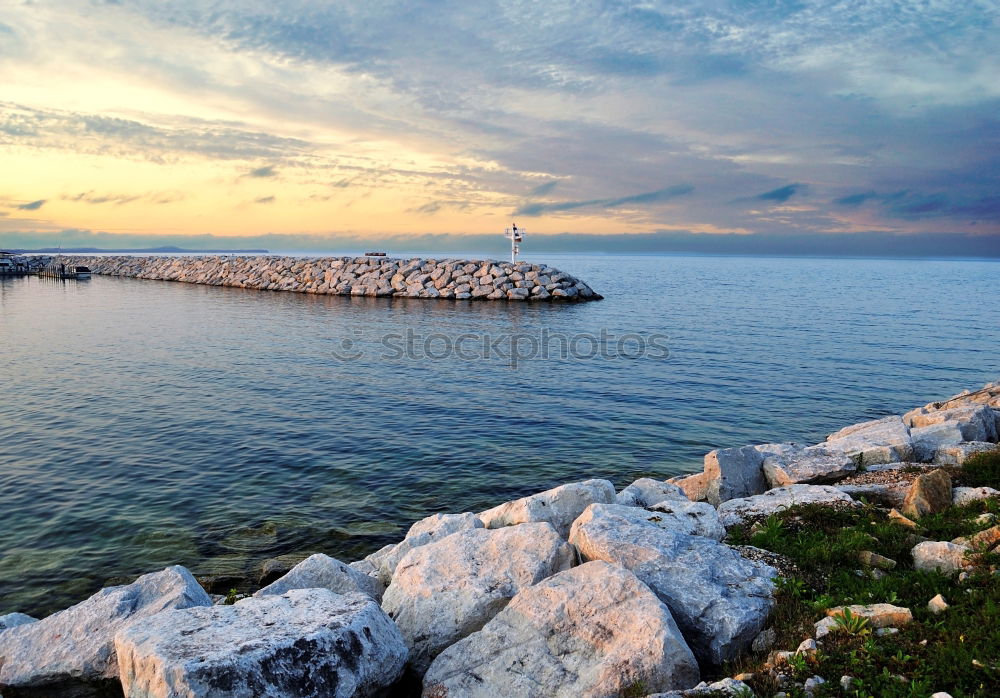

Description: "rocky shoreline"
31 254 603 302
1 381 998 697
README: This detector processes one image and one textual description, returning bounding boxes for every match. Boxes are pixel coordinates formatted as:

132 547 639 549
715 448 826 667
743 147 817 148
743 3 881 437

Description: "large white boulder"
0 566 211 690
717 485 860 528
911 541 972 575
933 441 996 466
761 445 857 487
423 561 700 697
116 589 407 697
703 445 767 506
478 479 615 536
911 423 967 462
365 512 483 585
904 405 998 442
953 486 1000 505
0 613 36 634
254 553 383 601
580 502 725 542
569 505 776 665
616 478 688 508
381 522 573 674
666 472 710 502
825 416 914 465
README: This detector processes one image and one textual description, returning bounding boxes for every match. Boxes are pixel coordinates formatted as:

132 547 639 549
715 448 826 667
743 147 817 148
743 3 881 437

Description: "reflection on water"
1 254 998 615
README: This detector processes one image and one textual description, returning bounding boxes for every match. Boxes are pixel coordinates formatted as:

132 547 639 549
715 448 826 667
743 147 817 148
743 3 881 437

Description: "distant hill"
11 247 270 254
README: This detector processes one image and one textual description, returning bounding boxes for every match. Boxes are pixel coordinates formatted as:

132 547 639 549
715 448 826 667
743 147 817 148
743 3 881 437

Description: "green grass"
961 447 1000 489
723 499 1000 697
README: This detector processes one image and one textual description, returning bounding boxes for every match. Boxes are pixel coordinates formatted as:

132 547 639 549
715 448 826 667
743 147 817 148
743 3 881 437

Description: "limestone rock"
616 478 688 508
888 508 920 529
824 416 914 465
254 553 383 601
969 525 1000 550
381 522 573 674
905 404 998 443
0 613 36 634
953 486 1000 505
911 541 972 574
704 445 766 506
366 512 483 585
666 472 710 502
901 469 952 519
761 445 857 487
827 604 913 628
423 562 700 698
934 442 996 466
927 594 949 614
478 479 615 536
910 423 967 462
716 485 858 528
569 504 776 665
646 677 754 697
0 566 211 690
577 502 726 546
116 589 407 698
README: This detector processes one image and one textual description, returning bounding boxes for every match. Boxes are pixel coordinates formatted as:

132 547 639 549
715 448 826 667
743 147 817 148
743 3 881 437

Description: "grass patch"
724 500 1000 697
961 447 1000 489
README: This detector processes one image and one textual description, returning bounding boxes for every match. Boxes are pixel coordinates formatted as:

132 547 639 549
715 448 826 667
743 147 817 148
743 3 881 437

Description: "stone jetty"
1 381 998 697
48 255 602 302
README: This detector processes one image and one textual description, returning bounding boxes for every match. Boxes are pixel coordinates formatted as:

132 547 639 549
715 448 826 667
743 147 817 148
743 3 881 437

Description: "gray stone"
0 566 211 690
116 589 406 698
616 478 688 508
646 677 754 697
578 502 725 544
901 469 952 519
0 613 37 634
423 562 699 698
569 504 776 665
825 416 914 465
666 472 710 502
905 404 998 442
911 541 972 574
910 422 966 462
704 445 766 506
717 485 859 528
953 486 1000 505
761 445 857 487
254 553 384 601
933 441 997 466
478 478 615 536
365 512 483 585
381 522 573 674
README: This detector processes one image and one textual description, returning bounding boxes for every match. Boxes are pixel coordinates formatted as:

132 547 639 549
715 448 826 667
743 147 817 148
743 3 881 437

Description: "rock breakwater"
54 255 602 302
1 381 998 697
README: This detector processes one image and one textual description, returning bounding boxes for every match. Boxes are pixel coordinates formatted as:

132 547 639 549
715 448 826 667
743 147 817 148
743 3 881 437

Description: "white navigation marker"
504 222 524 263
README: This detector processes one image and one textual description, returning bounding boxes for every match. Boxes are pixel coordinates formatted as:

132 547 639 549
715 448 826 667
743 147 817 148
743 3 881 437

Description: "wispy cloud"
246 165 277 178
16 199 46 210
516 185 693 216
756 184 806 203
254 195 275 204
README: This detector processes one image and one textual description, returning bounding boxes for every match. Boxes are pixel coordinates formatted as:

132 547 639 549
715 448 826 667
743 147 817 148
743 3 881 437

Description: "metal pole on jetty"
504 222 524 263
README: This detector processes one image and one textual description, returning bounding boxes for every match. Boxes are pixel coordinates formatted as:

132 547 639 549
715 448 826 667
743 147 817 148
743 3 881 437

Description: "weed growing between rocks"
962 447 1000 489
724 497 1000 697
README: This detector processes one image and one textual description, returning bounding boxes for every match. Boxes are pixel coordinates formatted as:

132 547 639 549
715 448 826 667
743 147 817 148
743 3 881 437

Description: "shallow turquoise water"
1 254 998 616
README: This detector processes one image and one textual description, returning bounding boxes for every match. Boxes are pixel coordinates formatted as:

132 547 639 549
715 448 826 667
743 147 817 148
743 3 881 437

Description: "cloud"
756 184 806 203
246 165 277 178
254 195 275 204
528 181 558 196
516 184 693 216
16 199 46 210
834 191 880 207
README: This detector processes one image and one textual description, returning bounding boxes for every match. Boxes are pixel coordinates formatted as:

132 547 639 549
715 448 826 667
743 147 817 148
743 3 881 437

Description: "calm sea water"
2 254 998 616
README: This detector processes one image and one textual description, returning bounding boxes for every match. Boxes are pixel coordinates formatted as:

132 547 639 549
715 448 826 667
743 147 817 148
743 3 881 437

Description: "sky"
1 0 998 254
